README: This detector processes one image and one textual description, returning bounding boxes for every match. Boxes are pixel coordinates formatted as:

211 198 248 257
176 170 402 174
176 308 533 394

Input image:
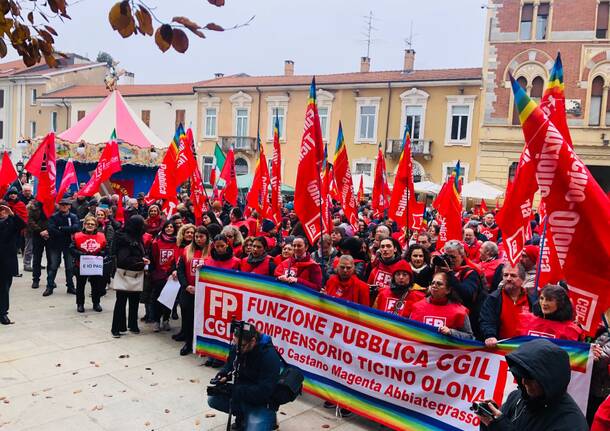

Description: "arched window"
235 157 248 176
589 76 605 126
512 76 528 125
530 76 544 103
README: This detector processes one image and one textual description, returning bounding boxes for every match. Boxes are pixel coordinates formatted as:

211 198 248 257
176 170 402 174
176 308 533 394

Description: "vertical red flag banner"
190 164 208 224
219 148 238 206
332 122 358 228
116 194 125 224
321 160 334 233
537 221 564 288
245 138 271 218
0 151 18 198
56 159 77 202
357 175 365 202
148 125 182 202
539 53 572 148
388 125 416 229
79 141 122 197
433 165 462 251
371 145 390 218
294 78 326 245
174 132 197 186
270 115 283 224
25 132 56 217
510 75 610 334
480 199 488 215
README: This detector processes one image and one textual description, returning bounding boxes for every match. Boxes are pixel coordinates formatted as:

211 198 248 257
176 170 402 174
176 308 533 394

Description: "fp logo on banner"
204 287 243 341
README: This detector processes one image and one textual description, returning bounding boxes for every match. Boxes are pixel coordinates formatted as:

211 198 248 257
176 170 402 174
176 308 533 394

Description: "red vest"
519 313 584 341
240 256 272 275
480 225 499 243
375 287 426 318
479 257 502 288
74 232 106 255
324 275 370 306
410 299 469 330
463 240 482 262
499 289 531 339
152 237 178 277
367 259 403 290
182 248 206 287
204 255 240 271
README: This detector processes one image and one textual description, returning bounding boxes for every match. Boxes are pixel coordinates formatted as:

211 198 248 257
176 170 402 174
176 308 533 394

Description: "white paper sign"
80 255 103 276
158 279 181 309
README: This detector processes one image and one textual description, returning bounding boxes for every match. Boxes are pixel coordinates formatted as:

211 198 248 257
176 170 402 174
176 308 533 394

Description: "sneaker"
162 320 171 331
129 328 140 334
153 322 161 333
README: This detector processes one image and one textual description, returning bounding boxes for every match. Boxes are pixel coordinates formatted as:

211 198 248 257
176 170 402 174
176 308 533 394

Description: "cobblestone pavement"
0 259 382 431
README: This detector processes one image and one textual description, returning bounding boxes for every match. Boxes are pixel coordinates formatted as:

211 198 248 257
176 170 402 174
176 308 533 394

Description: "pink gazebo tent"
59 90 166 148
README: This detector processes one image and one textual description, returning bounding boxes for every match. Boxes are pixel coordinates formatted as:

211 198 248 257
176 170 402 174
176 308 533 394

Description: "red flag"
321 161 334 232
174 132 197 186
0 152 18 198
56 160 77 202
410 201 425 231
116 194 125 224
270 115 283 225
537 221 564 288
148 147 178 201
294 78 327 245
219 148 238 206
190 164 208 224
245 142 271 217
433 168 462 251
480 199 488 215
162 199 178 219
388 125 416 229
357 175 365 202
79 141 122 197
540 53 572 148
510 75 610 334
332 122 358 229
371 145 390 218
25 133 56 217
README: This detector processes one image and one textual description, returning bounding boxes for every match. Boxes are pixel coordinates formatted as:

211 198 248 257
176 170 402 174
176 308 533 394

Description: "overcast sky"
11 0 488 83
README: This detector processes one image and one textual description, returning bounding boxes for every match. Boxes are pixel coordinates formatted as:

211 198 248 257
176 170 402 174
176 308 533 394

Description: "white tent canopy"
414 180 441 195
461 180 504 200
351 174 374 194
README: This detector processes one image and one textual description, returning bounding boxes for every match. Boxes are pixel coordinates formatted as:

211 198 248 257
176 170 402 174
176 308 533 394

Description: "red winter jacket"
367 257 404 290
274 254 322 291
239 255 274 276
410 298 469 331
463 240 482 262
324 274 370 306
518 312 584 341
151 234 178 281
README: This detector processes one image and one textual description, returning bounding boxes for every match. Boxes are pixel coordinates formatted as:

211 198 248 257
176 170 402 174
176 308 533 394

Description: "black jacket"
47 211 80 248
219 334 281 408
114 232 146 271
483 338 588 431
0 214 26 276
479 288 536 340
27 202 48 235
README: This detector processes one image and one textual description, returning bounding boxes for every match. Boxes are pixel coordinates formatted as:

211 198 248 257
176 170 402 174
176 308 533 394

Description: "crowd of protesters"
1 178 609 428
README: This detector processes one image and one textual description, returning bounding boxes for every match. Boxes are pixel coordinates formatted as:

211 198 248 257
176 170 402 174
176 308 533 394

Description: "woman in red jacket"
69 216 107 313
204 234 241 270
368 238 403 290
518 284 584 341
145 204 165 236
409 272 474 340
273 241 294 266
274 236 322 291
150 221 178 332
373 260 426 318
239 236 276 276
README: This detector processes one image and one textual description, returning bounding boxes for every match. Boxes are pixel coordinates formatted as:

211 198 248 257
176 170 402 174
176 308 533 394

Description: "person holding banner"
409 272 474 340
239 237 276 276
205 234 241 271
69 216 107 313
477 338 588 430
274 236 322 291
323 255 370 306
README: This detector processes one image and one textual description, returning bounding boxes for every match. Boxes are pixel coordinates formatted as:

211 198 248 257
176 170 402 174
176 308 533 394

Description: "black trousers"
76 275 104 306
179 289 195 344
151 278 171 322
32 235 49 283
111 291 141 333
0 274 12 316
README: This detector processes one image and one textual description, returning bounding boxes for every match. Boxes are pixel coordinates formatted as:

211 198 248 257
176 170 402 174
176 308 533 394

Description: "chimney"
360 56 371 73
403 49 415 72
214 72 224 78
284 60 294 76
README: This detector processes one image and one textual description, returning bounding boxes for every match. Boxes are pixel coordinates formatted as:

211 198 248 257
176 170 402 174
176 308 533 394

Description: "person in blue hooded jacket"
208 323 281 431
478 338 588 431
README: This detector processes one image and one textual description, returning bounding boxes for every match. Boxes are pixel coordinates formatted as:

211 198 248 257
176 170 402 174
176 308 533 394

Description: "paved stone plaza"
0 261 380 431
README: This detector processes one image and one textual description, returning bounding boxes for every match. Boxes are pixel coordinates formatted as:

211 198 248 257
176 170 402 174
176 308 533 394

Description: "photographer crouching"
208 321 281 431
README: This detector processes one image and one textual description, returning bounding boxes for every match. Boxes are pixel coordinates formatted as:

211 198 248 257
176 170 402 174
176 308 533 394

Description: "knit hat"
261 219 275 233
391 260 413 278
523 245 539 263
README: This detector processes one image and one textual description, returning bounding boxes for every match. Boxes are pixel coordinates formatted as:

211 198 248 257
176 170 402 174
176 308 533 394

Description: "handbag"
271 351 304 405
112 268 144 292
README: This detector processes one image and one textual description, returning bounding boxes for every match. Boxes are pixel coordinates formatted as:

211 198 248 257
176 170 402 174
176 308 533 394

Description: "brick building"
479 0 610 194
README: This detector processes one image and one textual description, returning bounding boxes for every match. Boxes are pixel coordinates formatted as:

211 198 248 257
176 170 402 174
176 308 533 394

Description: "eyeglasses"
430 281 446 287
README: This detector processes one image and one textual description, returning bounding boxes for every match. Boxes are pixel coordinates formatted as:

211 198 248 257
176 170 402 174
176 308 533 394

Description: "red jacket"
367 258 404 290
479 257 503 288
592 395 610 431
324 274 370 306
374 287 426 318
204 254 240 271
410 299 469 331
480 224 499 243
240 255 273 276
518 312 584 341
463 240 482 262
274 254 322 291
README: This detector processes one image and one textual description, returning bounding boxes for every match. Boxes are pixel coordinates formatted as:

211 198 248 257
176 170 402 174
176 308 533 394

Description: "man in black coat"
27 200 49 289
0 201 27 324
208 323 281 431
43 197 80 296
478 338 588 430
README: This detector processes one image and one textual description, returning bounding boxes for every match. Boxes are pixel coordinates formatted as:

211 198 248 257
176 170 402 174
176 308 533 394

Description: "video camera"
207 374 233 397
431 253 453 269
469 400 499 419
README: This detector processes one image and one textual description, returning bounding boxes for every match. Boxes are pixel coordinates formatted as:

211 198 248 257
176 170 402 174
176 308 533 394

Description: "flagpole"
534 216 548 292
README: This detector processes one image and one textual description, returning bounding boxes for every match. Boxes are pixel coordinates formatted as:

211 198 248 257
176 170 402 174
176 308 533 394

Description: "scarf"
247 252 268 267
211 246 234 261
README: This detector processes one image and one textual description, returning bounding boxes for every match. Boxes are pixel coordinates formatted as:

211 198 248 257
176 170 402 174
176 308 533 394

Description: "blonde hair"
83 215 98 231
177 223 196 247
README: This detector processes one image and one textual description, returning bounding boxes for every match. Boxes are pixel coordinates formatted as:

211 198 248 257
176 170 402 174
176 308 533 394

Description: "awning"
351 174 374 194
413 180 442 195
235 173 294 192
461 180 504 200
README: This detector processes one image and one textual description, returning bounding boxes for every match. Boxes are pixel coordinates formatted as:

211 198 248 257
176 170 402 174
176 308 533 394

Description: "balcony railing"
219 136 257 153
385 138 432 160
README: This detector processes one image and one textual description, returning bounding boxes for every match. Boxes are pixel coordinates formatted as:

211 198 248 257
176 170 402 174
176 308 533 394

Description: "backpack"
271 351 304 405
458 267 489 305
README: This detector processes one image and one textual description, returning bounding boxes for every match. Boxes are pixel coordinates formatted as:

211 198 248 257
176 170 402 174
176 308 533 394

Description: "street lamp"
16 160 24 173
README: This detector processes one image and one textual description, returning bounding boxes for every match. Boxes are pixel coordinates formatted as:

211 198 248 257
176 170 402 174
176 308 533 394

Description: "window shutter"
521 4 534 21
537 3 549 16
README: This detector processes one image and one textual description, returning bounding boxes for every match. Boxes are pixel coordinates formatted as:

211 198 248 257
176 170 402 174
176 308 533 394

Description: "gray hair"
221 225 244 245
504 263 526 280
376 225 391 236
481 241 498 258
444 240 465 256
338 255 354 265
